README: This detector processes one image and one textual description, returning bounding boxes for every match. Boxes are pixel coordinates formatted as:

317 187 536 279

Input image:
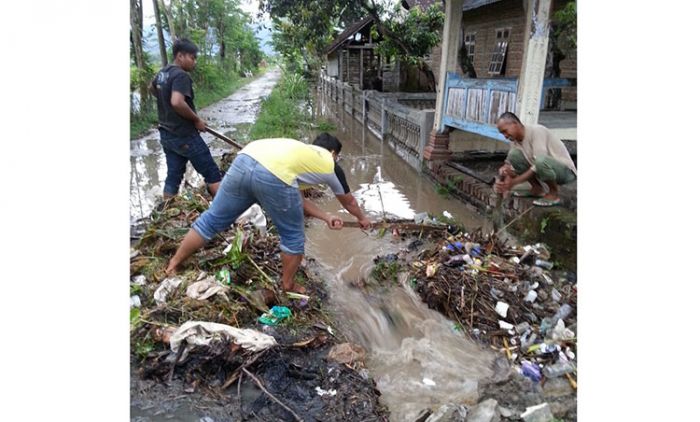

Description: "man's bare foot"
281 282 307 294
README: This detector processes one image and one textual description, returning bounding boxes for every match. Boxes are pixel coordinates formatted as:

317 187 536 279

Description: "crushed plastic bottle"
553 304 573 322
542 361 576 378
551 288 562 302
216 269 231 285
520 361 542 382
515 322 531 334
535 259 554 270
540 317 554 335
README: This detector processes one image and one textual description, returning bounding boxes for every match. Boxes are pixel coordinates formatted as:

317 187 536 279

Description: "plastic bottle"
520 361 542 382
535 259 554 270
542 361 576 378
553 304 573 322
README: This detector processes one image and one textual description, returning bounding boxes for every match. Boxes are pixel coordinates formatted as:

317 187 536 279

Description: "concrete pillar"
424 0 461 162
516 0 553 125
431 0 463 134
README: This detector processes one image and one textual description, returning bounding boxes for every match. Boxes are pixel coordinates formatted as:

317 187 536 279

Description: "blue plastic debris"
520 361 542 382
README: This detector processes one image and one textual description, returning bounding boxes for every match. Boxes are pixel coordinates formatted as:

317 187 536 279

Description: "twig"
376 184 387 221
237 372 244 419
222 351 265 390
241 367 303 422
495 205 535 236
247 255 276 284
168 343 186 383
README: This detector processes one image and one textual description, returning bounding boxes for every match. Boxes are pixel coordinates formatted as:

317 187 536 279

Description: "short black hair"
173 38 199 57
497 111 522 125
312 132 342 154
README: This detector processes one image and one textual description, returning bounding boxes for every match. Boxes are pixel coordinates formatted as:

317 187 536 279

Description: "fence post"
419 110 435 167
362 91 367 126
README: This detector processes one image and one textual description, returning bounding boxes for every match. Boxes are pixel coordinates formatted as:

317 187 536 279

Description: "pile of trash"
370 223 577 421
130 187 388 421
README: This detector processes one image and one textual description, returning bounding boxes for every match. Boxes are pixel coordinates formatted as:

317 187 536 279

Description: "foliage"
261 1 443 76
249 68 310 140
371 261 401 283
130 307 142 331
552 1 577 56
372 3 444 66
212 228 248 268
261 0 365 74
435 176 462 198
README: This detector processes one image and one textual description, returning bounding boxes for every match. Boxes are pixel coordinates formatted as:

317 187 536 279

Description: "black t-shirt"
151 64 197 137
334 162 350 194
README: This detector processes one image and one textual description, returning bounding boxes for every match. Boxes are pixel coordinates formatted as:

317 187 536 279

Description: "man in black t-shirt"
149 38 222 199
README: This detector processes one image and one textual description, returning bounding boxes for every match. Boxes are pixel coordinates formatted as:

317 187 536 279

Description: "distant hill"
140 22 275 63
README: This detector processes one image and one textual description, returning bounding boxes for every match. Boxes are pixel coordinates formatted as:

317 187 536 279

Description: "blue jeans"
159 129 222 196
193 154 305 255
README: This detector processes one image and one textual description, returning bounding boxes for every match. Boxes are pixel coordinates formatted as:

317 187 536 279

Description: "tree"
153 0 169 66
260 0 444 83
549 0 576 78
159 0 179 41
130 0 150 110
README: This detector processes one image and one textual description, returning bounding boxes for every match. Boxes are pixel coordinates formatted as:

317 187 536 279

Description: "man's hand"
326 215 343 230
498 163 516 178
195 118 207 132
494 176 514 194
357 217 372 230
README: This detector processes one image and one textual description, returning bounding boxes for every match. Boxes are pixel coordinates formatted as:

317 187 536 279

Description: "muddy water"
302 96 496 420
130 68 281 226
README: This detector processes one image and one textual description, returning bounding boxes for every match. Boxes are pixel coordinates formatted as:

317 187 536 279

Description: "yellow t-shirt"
240 138 347 194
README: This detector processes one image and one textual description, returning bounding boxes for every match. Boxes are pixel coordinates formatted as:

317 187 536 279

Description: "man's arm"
335 193 371 229
303 198 343 229
170 91 206 131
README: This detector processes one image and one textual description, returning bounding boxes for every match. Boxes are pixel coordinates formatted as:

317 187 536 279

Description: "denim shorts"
159 129 222 195
193 154 305 255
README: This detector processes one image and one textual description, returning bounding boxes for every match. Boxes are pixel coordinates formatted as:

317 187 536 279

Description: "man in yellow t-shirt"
165 133 371 293
494 112 577 207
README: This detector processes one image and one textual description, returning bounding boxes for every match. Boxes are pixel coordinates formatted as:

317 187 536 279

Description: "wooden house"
424 0 577 161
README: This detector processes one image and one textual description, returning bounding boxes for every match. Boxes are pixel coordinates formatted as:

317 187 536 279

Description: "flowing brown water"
301 93 497 420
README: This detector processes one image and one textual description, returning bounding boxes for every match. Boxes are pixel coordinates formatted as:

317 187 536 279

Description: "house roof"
463 0 504 11
324 16 375 55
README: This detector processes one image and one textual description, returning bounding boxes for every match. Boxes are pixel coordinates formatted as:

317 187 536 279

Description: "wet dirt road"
130 68 281 226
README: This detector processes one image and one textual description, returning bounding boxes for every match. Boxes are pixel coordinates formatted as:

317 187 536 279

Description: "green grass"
248 90 306 140
248 70 311 140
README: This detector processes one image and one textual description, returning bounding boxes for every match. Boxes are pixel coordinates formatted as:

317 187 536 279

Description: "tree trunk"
152 0 168 66
159 0 178 43
130 0 148 111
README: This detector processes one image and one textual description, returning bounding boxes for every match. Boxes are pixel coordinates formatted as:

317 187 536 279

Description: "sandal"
513 190 545 198
533 198 562 207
